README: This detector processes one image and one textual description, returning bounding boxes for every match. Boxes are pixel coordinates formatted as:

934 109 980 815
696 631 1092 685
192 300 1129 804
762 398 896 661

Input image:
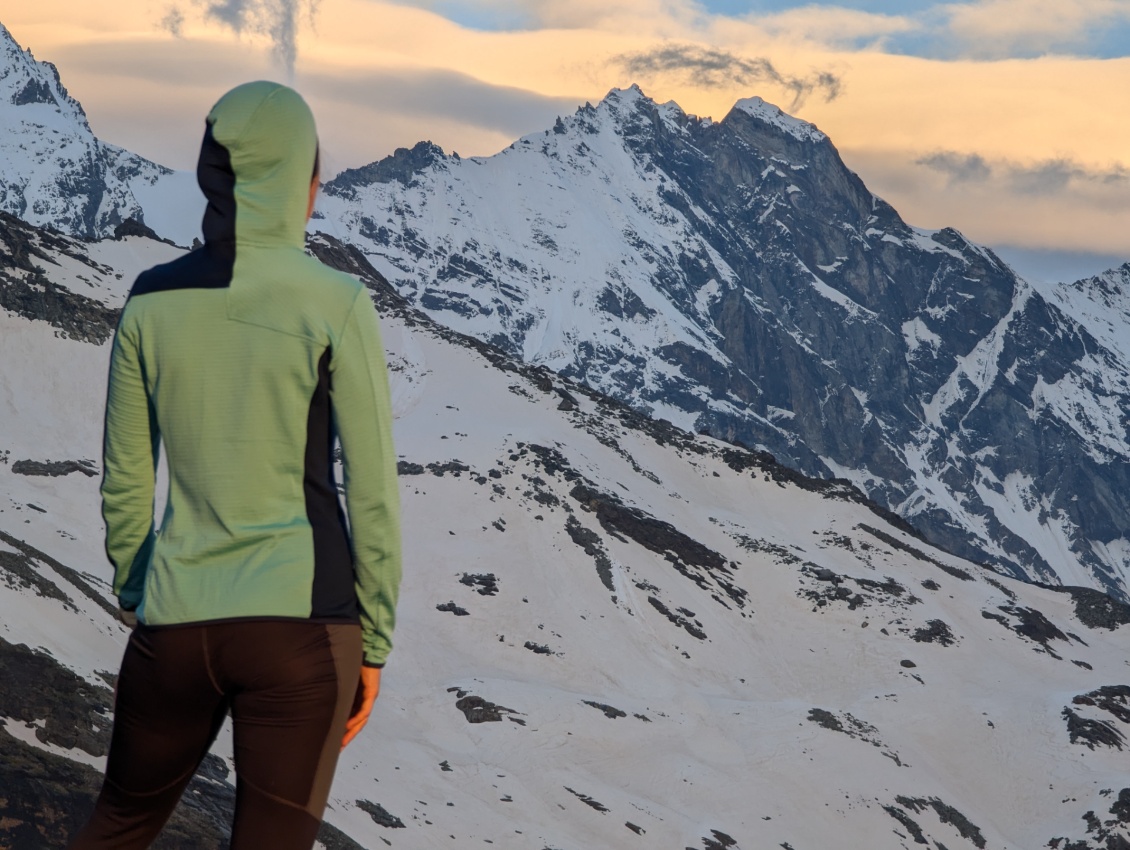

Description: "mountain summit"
314 84 1130 600
0 23 198 243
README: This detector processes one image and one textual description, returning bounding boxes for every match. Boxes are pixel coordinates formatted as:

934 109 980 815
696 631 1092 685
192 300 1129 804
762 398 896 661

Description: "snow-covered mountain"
304 86 1130 602
0 23 200 245
4 211 1130 849
3 26 1130 601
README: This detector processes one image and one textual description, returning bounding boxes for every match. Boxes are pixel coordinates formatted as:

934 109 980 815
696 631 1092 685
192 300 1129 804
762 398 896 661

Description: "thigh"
221 622 361 849
68 625 227 850
107 624 228 794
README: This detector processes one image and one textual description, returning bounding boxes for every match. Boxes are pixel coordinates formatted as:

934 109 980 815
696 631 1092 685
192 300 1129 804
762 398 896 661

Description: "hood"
197 81 317 250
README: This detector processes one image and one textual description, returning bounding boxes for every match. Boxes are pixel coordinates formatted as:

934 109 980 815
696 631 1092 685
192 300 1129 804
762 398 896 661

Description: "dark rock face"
1073 686 1130 724
323 84 1130 601
1051 788 1130 849
0 634 365 848
436 601 470 616
1063 686 1130 755
883 804 928 845
646 596 707 639
582 700 627 719
569 481 747 611
356 799 406 829
564 787 610 813
113 217 174 245
0 529 116 616
448 688 522 724
894 797 986 849
0 729 235 850
1062 708 1124 751
0 636 113 758
1054 586 1130 630
459 572 499 596
0 212 121 344
565 515 615 593
983 604 1071 656
326 141 448 195
12 458 97 477
912 619 957 646
691 829 739 849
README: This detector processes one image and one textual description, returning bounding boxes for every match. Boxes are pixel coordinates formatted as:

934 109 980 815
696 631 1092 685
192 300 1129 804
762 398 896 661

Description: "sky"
4 0 1129 281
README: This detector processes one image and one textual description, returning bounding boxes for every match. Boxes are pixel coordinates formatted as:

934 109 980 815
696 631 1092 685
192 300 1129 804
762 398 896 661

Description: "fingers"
341 666 382 750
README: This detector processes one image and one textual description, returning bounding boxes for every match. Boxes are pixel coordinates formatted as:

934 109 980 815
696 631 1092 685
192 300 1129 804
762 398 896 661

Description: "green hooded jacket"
101 81 401 666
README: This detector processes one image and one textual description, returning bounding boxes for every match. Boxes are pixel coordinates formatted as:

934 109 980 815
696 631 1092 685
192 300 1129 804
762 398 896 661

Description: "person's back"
70 81 401 850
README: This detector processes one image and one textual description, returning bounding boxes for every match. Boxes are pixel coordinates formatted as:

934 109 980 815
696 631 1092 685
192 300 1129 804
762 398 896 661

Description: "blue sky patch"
394 0 1130 59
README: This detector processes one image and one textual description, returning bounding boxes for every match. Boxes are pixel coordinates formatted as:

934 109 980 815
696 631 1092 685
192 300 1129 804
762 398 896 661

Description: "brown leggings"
68 620 362 850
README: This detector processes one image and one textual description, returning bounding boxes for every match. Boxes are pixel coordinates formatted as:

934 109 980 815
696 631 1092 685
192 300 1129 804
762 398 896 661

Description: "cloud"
615 44 841 109
845 145 1130 256
916 151 992 183
1007 158 1127 194
161 7 187 38
304 66 581 141
159 0 320 80
753 4 915 48
919 150 1128 195
1007 159 1086 195
52 35 582 169
938 0 1130 58
380 0 694 33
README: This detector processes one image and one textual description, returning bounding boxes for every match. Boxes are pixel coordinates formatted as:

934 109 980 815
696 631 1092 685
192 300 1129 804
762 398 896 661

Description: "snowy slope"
0 23 200 245
3 223 1130 850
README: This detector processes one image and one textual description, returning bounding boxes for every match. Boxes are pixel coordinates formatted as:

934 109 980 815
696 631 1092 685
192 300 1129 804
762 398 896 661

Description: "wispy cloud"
919 150 1128 194
160 0 320 80
1007 158 1128 194
161 6 187 38
753 4 915 48
844 145 1129 256
916 151 992 183
306 66 580 140
744 0 1130 59
938 0 1130 58
615 44 841 108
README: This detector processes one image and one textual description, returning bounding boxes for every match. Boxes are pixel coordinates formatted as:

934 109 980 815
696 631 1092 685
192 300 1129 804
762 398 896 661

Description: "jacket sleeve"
101 307 160 611
330 289 402 667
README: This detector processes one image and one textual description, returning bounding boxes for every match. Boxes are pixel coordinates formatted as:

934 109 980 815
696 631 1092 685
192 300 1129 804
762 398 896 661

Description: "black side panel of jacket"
305 348 358 620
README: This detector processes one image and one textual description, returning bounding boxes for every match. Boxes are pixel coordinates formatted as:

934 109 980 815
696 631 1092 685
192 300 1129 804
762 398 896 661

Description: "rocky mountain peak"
0 23 195 243
0 23 87 126
323 140 450 197
727 95 827 143
306 78 1130 601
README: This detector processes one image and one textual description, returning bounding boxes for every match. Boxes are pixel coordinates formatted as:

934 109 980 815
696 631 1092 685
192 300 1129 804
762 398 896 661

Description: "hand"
342 666 381 749
117 608 138 628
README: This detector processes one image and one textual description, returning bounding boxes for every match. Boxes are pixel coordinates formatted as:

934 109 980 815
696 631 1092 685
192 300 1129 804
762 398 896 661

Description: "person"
68 81 402 849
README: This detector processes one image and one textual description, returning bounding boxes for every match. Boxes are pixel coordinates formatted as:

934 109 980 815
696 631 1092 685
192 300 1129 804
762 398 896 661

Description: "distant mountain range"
3 20 1130 603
